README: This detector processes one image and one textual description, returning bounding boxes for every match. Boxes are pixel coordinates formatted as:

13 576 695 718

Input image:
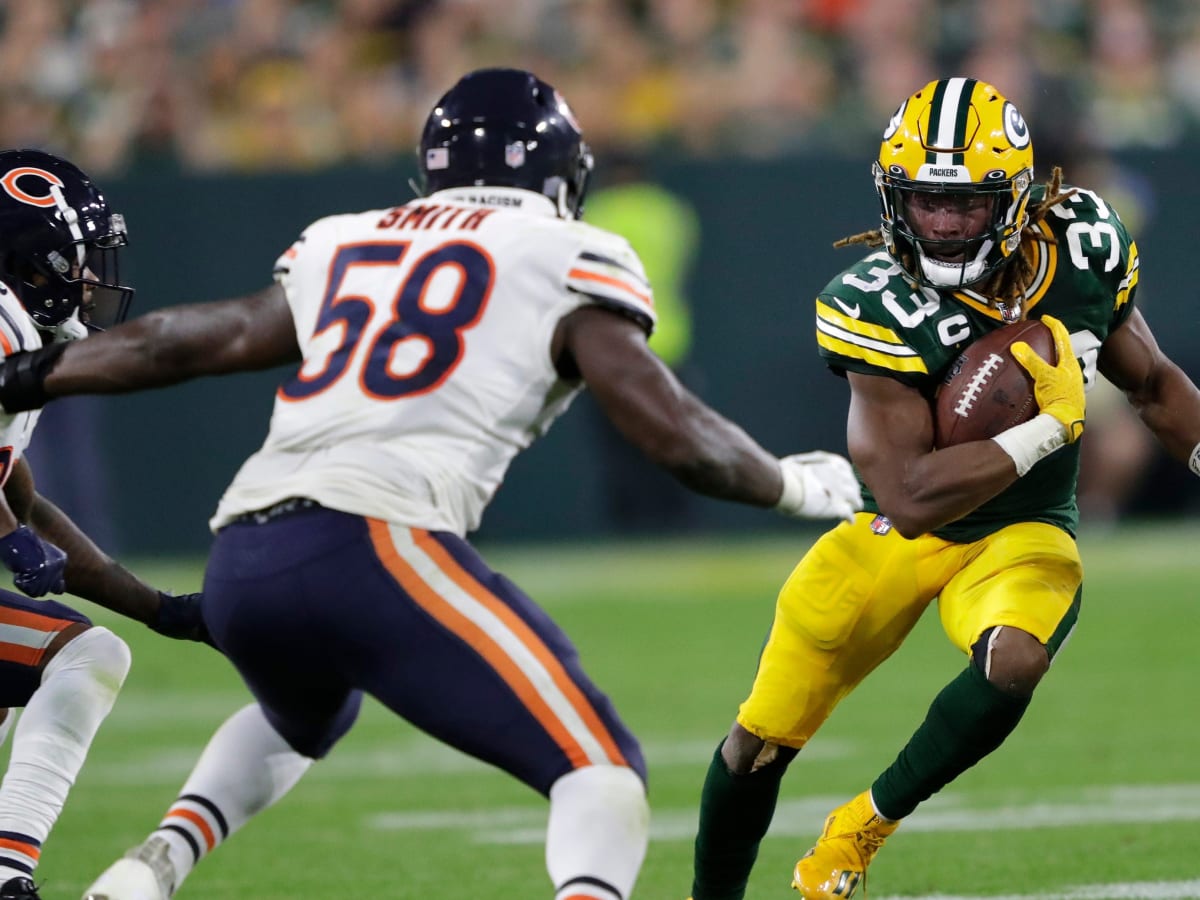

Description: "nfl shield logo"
505 142 526 168
869 515 893 536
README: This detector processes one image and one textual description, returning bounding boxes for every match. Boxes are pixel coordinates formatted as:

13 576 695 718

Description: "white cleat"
82 837 176 900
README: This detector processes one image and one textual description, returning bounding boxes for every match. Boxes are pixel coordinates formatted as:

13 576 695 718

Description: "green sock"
871 664 1029 820
691 741 792 900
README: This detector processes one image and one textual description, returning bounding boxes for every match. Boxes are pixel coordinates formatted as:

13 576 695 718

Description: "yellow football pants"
737 514 1082 748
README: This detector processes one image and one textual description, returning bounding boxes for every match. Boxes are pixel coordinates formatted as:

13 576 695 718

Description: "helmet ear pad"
417 68 593 219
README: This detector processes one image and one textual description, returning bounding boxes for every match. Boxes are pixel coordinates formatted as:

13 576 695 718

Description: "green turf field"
20 522 1200 899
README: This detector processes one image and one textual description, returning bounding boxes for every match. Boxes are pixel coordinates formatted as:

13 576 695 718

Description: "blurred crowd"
2 0 1200 176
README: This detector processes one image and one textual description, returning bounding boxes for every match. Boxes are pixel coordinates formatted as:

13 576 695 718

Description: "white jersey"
0 281 42 484
212 187 656 535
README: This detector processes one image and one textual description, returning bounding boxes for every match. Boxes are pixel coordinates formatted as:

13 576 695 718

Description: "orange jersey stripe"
367 521 597 769
167 807 216 850
0 606 75 633
0 604 75 665
567 268 653 308
0 642 45 667
0 837 39 860
412 529 628 768
0 331 12 356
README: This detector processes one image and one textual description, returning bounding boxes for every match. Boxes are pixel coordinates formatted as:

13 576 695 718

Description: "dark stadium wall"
81 151 1200 554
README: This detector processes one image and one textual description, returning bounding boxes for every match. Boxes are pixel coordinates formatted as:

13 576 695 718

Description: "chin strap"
917 236 996 288
51 315 89 342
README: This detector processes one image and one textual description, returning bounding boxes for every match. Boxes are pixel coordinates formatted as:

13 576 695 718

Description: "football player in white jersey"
0 150 225 900
0 70 861 900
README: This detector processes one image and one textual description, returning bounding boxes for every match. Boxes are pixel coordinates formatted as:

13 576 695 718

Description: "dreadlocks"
835 167 1078 311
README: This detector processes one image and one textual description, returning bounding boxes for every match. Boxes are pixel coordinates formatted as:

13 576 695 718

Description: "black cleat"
0 877 41 900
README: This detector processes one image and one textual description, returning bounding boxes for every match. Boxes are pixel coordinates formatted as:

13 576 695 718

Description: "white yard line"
872 881 1200 900
366 783 1200 847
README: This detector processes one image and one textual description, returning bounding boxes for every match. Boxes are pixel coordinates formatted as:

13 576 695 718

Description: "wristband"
991 413 1068 477
774 461 806 514
1190 443 1200 478
0 342 67 413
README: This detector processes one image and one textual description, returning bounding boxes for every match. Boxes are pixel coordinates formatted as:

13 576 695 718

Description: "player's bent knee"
722 723 763 774
46 626 132 693
722 722 789 775
971 626 1048 697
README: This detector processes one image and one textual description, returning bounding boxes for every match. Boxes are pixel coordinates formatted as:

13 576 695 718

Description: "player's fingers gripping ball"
1010 314 1085 443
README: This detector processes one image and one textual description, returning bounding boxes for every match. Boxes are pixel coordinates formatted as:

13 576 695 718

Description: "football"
933 319 1055 449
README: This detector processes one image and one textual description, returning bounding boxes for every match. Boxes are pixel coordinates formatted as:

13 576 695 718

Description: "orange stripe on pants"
411 528 628 768
367 520 626 770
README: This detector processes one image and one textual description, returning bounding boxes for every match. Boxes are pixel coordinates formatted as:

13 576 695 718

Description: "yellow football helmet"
874 77 1034 289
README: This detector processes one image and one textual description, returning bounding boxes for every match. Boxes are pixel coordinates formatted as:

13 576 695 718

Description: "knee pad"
45 626 132 694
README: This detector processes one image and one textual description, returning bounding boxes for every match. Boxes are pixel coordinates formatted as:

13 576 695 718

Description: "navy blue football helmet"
416 68 594 219
0 149 132 333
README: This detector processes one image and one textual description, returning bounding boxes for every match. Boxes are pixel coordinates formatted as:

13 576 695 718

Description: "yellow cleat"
791 791 899 899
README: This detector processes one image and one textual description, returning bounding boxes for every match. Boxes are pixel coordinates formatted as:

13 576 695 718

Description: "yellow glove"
1010 314 1085 443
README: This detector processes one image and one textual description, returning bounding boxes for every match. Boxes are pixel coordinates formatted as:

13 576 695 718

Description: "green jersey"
816 185 1139 542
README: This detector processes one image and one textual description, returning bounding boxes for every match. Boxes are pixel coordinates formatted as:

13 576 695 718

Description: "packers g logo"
0 166 64 208
1002 101 1030 149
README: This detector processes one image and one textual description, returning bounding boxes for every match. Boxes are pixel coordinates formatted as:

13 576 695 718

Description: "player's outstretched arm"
0 284 301 413
554 305 861 520
6 458 212 643
1099 308 1200 469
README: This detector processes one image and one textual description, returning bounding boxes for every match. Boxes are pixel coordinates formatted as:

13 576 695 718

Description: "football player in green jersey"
687 77 1200 900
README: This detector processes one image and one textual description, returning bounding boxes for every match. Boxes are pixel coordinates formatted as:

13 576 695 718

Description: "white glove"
773 451 862 523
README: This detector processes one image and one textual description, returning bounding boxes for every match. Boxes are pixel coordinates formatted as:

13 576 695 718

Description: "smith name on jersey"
211 187 657 536
816 184 1139 542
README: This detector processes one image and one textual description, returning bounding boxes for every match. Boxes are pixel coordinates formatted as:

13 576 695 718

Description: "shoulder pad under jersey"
816 249 934 383
273 212 384 279
0 282 36 358
1038 185 1138 322
564 221 656 334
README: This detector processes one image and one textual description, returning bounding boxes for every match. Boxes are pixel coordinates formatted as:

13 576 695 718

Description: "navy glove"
153 590 216 648
0 525 67 597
